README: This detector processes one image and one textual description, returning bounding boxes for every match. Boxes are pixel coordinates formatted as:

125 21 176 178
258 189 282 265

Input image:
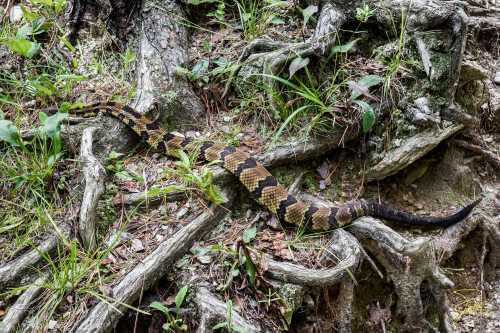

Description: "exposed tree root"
194 287 262 333
453 139 500 169
0 224 71 290
79 127 106 250
70 189 236 333
262 229 362 287
0 274 48 333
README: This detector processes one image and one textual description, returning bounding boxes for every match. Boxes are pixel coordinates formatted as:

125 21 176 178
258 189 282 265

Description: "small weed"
212 299 248 332
382 7 409 97
150 285 189 332
163 149 225 204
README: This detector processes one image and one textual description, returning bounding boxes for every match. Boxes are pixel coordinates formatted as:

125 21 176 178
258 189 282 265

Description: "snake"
57 102 480 231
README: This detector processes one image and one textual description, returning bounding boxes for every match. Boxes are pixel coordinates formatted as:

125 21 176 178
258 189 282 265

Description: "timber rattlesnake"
55 102 480 231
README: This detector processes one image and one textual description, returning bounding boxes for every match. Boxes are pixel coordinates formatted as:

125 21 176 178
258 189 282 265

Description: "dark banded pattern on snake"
57 102 481 230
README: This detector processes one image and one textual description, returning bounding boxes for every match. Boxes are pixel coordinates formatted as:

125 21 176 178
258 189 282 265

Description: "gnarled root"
79 127 106 250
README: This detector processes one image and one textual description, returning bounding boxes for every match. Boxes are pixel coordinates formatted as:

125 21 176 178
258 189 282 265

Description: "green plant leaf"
16 24 33 39
350 74 384 100
288 57 310 78
0 119 21 146
5 38 41 58
330 38 359 57
39 112 68 139
212 322 228 330
354 100 376 133
242 225 257 244
149 301 169 315
302 5 318 27
191 59 209 79
175 285 189 310
240 248 256 287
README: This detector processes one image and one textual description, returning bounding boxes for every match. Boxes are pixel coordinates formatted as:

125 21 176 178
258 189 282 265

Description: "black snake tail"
356 198 481 228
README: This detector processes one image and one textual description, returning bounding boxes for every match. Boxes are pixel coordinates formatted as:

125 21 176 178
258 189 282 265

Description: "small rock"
494 71 500 85
9 5 23 23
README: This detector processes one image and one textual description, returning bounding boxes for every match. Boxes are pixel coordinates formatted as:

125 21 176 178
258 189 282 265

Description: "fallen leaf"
131 238 145 252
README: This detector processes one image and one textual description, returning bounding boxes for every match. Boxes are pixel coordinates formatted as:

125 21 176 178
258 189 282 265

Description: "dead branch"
194 287 261 333
71 189 236 333
79 127 106 250
0 273 48 333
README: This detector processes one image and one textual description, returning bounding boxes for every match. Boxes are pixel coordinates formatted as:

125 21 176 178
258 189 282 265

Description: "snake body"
63 102 480 231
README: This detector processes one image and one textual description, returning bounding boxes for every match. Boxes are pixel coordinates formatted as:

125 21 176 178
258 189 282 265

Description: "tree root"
70 189 236 333
262 229 362 287
194 287 261 333
0 224 71 290
0 273 48 333
79 127 106 250
348 214 483 333
453 139 500 169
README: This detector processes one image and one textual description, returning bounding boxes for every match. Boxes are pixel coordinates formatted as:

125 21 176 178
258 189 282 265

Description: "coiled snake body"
61 102 480 231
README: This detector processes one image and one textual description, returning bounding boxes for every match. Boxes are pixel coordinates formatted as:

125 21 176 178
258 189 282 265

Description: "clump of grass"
163 149 225 205
0 109 69 258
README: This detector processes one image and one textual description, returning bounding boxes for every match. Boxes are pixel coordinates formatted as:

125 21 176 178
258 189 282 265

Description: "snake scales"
60 102 480 231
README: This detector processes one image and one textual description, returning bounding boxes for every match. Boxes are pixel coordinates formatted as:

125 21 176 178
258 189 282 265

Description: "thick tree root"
79 127 106 250
70 189 236 333
348 215 483 333
262 229 362 287
194 287 262 333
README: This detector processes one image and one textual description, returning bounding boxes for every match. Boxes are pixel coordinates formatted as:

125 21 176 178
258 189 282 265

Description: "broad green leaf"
191 59 209 79
240 249 256 287
354 100 376 133
0 119 21 146
175 285 189 309
330 38 359 56
16 24 33 39
149 301 169 314
39 112 68 139
5 38 41 58
302 5 318 27
242 225 257 244
270 16 285 25
0 110 4 120
288 56 310 78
